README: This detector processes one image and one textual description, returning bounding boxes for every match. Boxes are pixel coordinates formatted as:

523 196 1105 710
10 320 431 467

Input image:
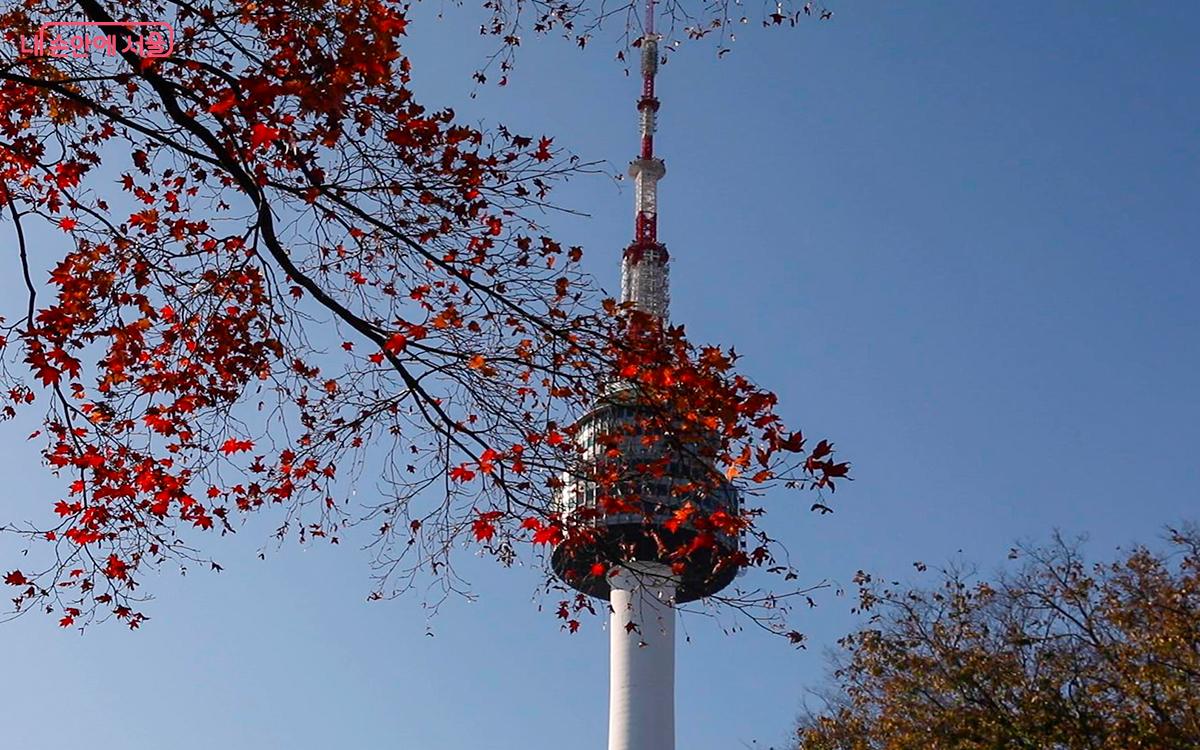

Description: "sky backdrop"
2 2 1198 748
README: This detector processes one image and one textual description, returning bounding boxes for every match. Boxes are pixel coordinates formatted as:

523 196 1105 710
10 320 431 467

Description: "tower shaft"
608 563 678 750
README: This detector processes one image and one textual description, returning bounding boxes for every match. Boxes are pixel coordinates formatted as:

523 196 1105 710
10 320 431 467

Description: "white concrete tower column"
608 562 678 750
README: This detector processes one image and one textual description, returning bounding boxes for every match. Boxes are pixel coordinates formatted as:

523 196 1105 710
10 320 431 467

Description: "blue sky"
2 2 1197 748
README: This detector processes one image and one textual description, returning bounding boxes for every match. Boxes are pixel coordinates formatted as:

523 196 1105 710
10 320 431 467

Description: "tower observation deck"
549 4 742 749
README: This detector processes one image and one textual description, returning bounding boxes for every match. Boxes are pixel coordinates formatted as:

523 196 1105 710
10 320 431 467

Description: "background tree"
795 525 1200 750
0 0 845 631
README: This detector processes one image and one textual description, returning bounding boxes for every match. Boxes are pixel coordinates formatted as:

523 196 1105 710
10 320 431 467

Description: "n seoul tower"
551 2 741 748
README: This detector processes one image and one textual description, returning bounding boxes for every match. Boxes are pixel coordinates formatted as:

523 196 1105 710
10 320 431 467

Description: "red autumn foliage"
0 0 846 635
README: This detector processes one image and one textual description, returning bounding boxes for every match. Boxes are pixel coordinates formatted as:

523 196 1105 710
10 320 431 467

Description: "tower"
550 5 741 748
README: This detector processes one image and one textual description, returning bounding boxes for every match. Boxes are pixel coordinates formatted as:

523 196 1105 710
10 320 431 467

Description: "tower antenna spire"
621 0 669 319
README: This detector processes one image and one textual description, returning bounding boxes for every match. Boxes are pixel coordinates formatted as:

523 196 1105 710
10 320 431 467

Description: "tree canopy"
796 527 1200 750
1 0 845 632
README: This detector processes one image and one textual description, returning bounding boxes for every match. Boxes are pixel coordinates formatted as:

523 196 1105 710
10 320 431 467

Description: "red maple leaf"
219 438 254 454
250 122 280 151
384 333 407 353
478 448 500 474
472 511 503 542
532 523 562 546
208 94 237 115
104 555 129 580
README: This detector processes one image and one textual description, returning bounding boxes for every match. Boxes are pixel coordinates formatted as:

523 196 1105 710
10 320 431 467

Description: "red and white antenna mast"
621 0 670 320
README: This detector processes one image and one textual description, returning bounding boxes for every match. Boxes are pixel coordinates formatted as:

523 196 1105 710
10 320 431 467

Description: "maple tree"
0 0 846 632
795 526 1200 749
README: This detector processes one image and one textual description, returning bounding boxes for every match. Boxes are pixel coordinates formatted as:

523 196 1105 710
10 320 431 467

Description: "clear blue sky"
2 2 1197 748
